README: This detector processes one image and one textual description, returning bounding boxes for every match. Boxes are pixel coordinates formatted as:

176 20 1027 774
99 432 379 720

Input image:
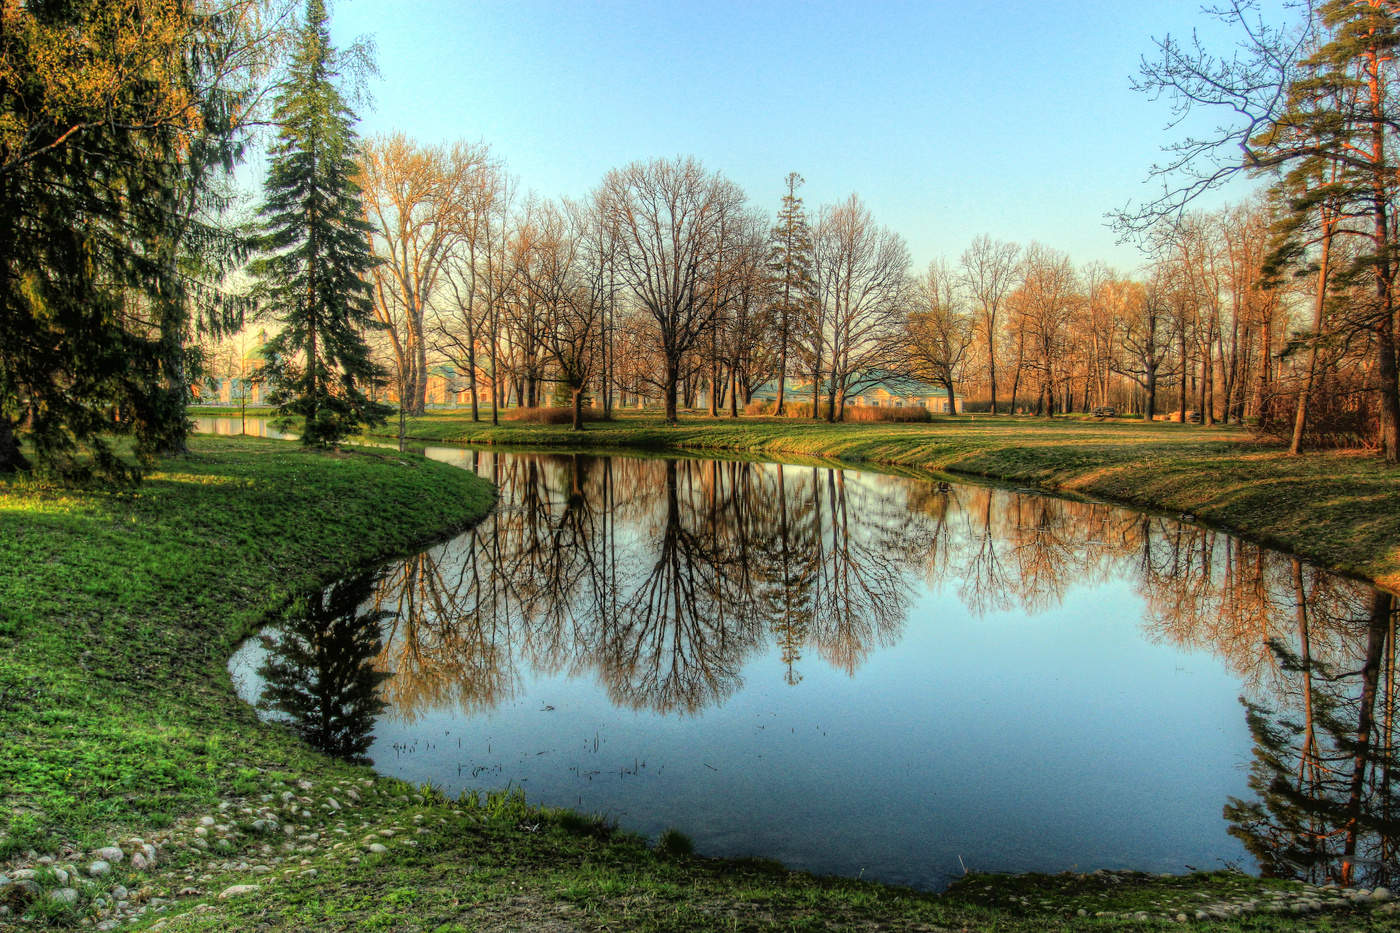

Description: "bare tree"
597 157 747 424
1013 243 1080 416
812 194 911 421
905 259 974 412
360 136 489 415
959 235 1021 414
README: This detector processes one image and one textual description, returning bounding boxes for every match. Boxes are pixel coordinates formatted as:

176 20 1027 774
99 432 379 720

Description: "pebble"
93 846 125 863
51 887 79 905
367 843 388 854
218 884 260 899
87 860 112 878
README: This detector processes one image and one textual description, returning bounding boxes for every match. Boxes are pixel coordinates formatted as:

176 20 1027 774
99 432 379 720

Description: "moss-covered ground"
2 430 1397 930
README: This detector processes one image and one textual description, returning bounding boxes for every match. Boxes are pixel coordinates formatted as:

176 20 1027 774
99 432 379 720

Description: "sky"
320 0 1292 276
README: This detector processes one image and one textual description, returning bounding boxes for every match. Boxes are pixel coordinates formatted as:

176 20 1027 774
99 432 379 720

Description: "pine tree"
767 173 814 415
251 0 389 447
1241 1 1400 462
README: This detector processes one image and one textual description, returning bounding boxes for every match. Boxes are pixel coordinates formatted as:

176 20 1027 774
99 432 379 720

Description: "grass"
369 409 1400 592
0 437 494 855
3 429 1395 930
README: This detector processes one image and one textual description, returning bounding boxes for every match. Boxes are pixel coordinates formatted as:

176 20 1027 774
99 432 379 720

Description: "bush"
657 827 694 857
777 400 832 419
743 399 774 416
844 405 932 423
502 406 607 424
1254 375 1379 450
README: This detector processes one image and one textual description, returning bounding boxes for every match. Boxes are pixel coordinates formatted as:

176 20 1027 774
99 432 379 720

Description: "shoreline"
4 431 1396 929
361 412 1400 594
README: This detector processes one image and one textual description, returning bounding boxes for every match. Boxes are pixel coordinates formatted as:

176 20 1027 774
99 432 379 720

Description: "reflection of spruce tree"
1225 590 1399 887
764 464 813 685
257 573 390 763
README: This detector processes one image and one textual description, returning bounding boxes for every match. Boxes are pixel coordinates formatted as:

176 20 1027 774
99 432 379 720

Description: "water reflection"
1225 590 1399 888
255 573 390 763
232 447 1399 887
373 455 917 716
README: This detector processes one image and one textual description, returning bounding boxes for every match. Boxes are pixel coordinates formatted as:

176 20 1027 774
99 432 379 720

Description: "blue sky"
325 0 1286 275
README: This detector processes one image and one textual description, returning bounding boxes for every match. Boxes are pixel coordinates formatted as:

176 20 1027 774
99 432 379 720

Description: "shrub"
743 399 774 416
1254 375 1379 450
657 827 694 857
844 405 932 423
502 406 607 424
778 400 833 419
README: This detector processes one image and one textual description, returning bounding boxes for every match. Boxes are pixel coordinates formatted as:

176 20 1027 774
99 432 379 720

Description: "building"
848 377 964 414
195 330 271 406
749 376 964 414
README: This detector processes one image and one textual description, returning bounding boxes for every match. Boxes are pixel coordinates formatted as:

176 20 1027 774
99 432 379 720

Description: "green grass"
0 436 495 854
371 410 1400 591
3 429 1395 931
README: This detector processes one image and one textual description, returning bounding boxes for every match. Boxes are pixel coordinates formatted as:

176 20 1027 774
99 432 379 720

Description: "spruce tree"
0 3 253 480
767 173 814 415
251 0 389 447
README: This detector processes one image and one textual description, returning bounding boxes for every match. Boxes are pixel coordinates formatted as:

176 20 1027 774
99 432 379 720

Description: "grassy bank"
2 434 1394 930
372 411 1400 592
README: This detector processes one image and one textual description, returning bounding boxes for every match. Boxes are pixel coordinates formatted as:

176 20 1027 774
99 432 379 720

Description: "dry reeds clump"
844 405 931 423
503 406 606 424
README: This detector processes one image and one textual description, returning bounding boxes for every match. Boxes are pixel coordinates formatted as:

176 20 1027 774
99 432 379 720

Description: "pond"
211 423 1398 892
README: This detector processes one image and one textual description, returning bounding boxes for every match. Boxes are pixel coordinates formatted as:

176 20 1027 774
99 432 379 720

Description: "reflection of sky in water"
224 434 1388 891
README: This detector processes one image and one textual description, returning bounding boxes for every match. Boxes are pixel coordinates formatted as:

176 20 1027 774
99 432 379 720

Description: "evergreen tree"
251 0 389 447
0 2 256 480
1247 0 1400 462
766 173 814 415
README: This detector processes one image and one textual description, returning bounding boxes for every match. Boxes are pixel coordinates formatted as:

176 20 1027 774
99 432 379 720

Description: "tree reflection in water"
259 451 1398 882
255 572 391 763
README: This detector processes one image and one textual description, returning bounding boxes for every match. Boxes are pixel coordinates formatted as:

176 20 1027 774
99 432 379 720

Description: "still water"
219 434 1397 892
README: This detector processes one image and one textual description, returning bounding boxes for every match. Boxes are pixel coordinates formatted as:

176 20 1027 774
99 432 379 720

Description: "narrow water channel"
205 420 1398 891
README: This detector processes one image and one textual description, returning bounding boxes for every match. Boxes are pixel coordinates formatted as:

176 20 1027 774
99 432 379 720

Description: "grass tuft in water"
657 827 695 857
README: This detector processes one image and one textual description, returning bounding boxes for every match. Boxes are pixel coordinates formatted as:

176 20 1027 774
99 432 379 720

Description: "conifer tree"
767 173 814 415
251 0 389 447
0 2 259 479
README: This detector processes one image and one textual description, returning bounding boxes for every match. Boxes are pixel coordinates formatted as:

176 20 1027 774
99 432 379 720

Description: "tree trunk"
0 417 28 473
945 382 956 415
467 332 480 423
1291 222 1332 455
571 385 584 431
709 360 720 417
988 358 999 415
1178 328 1188 422
1376 321 1400 462
776 324 788 415
664 357 679 424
